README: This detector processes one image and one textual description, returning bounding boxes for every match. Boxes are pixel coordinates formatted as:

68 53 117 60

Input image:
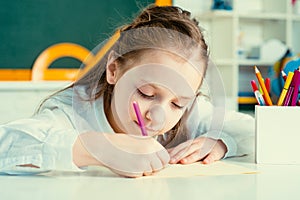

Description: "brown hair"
48 5 209 147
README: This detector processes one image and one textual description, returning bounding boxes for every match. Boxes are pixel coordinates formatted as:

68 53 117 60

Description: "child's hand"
167 137 227 164
74 132 170 178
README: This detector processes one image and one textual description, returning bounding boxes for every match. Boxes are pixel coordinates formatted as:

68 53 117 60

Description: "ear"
106 51 118 84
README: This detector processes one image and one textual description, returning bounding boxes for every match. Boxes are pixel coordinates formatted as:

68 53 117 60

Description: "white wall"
0 82 70 124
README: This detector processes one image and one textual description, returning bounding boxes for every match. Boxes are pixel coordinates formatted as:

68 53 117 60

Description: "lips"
134 121 159 134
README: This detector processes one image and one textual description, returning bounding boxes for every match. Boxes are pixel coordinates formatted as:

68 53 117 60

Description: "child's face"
107 50 203 136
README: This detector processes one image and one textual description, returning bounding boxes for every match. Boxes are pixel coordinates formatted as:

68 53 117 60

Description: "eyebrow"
139 81 195 100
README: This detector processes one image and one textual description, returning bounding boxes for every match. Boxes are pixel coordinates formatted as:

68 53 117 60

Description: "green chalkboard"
0 0 153 69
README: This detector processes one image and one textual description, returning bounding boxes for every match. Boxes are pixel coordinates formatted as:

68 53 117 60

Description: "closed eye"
172 102 184 109
137 89 155 100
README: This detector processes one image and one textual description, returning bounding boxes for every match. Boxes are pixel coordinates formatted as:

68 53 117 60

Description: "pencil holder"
255 105 300 164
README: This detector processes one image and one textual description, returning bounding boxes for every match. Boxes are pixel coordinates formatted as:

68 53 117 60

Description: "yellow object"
238 97 258 104
77 30 120 80
31 43 94 81
277 71 294 106
0 69 31 81
155 0 172 6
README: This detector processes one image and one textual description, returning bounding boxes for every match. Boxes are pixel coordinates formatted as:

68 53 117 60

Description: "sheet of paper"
148 161 257 178
46 161 256 178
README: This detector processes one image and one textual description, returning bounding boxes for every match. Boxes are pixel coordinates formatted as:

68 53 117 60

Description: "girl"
0 5 254 177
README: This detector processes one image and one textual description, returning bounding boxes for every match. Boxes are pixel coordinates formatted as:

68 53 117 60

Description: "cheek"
129 93 150 118
163 110 183 131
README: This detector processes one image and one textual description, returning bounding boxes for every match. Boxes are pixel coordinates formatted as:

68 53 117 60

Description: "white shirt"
0 87 254 175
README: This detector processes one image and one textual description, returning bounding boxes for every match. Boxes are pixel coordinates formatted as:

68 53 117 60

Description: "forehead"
129 50 203 93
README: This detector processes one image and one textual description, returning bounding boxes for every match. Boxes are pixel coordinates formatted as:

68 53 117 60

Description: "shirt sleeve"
194 96 255 158
0 106 82 175
221 110 255 157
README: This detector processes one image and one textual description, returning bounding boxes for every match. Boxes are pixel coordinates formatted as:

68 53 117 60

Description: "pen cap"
290 69 300 105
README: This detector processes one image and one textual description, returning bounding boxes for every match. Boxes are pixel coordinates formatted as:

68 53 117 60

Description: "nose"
145 104 166 131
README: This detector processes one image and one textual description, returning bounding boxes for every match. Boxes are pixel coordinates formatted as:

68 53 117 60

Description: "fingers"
203 149 224 164
168 138 225 164
157 147 170 164
203 153 217 164
169 139 209 164
168 140 194 158
82 132 170 177
144 148 170 176
178 149 202 164
168 140 195 163
127 141 169 177
143 163 154 176
170 144 202 164
143 157 162 176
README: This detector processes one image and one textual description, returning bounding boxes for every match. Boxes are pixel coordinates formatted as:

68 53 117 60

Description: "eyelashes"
137 88 154 100
136 88 184 109
172 102 184 109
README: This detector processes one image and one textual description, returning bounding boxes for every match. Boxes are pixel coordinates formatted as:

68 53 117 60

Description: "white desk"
0 81 70 124
0 156 299 200
0 82 299 199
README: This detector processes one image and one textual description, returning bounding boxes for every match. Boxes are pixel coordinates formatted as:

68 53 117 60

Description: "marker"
283 85 294 106
282 69 299 106
290 69 300 106
277 72 294 106
132 101 148 136
251 80 265 106
254 66 273 105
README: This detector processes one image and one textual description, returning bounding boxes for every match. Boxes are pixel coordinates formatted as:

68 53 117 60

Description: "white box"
255 106 300 164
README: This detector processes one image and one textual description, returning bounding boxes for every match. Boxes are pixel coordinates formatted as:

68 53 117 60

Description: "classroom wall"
0 0 153 70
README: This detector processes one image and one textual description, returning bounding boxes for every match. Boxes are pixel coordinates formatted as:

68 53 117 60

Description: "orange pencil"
254 66 273 105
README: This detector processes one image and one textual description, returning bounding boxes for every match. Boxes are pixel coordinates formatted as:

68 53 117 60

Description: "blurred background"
1 0 299 122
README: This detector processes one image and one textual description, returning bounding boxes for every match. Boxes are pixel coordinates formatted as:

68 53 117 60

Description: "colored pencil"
254 66 273 105
132 101 148 136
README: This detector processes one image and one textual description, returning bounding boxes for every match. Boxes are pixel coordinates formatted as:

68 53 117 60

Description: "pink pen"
132 101 148 136
290 69 300 106
283 86 294 106
283 69 299 106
